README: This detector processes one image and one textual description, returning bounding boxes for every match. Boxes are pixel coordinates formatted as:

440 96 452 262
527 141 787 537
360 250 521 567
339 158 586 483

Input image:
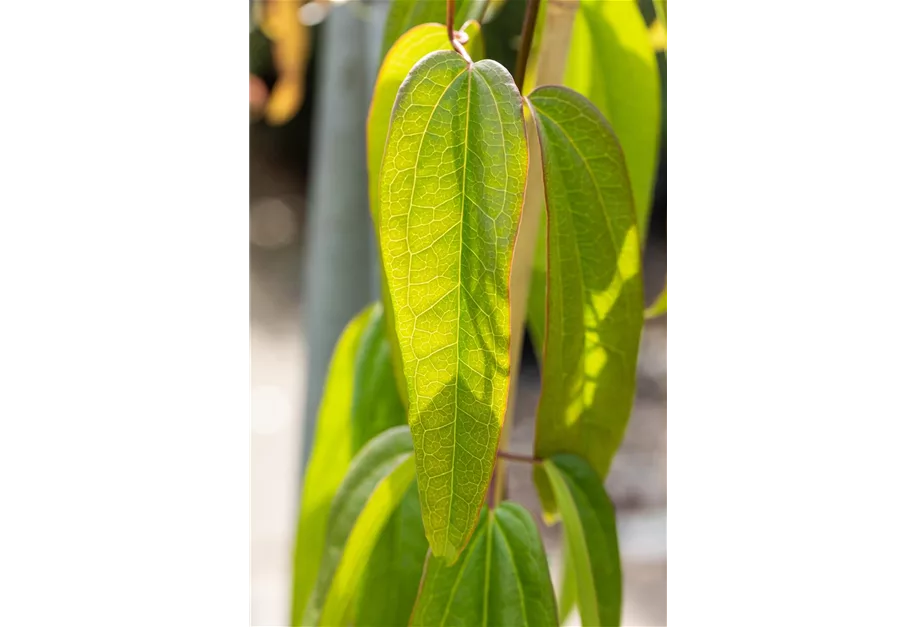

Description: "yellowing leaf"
290 305 374 626
564 0 661 241
529 86 644 478
410 503 558 626
378 51 528 564
367 22 485 409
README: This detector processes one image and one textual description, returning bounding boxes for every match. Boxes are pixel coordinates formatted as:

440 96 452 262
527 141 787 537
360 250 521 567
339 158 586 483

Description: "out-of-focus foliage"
250 0 313 125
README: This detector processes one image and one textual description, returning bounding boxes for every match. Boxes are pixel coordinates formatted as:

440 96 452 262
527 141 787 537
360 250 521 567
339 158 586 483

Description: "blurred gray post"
300 1 386 474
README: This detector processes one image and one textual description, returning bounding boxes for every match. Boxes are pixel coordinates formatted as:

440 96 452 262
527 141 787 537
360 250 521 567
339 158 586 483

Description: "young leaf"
379 51 528 563
410 503 558 626
290 305 375 626
303 426 416 626
351 304 408 450
529 86 644 478
645 281 667 319
368 22 485 409
564 0 661 241
543 455 623 627
355 482 428 627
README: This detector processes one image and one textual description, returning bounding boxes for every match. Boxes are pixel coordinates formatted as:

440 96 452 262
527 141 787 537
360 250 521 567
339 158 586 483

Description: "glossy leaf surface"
529 86 644 477
379 51 527 563
410 503 558 626
543 455 623 627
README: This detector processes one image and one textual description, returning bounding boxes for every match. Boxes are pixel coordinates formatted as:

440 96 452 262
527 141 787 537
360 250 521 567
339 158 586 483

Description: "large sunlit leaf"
543 455 623 627
564 0 661 241
290 305 375 625
302 427 416 626
529 86 644 478
379 51 528 564
354 481 428 627
367 22 484 408
369 22 484 228
410 503 558 626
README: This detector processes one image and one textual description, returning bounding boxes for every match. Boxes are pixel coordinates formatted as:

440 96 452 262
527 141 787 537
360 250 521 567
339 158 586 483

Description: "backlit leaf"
303 426 416 626
410 502 558 626
368 22 485 409
564 0 661 240
379 51 528 563
529 86 644 478
543 455 623 627
290 305 375 626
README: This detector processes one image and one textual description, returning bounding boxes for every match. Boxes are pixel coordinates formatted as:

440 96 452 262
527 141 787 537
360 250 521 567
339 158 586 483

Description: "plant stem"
446 0 473 64
498 451 542 464
514 0 542 91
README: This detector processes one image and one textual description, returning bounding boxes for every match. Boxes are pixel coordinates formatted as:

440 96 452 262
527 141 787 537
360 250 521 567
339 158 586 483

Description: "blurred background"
250 0 666 624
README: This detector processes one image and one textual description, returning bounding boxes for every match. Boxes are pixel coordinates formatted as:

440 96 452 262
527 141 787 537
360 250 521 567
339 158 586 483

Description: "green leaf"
290 305 375 626
378 51 528 563
368 22 484 411
654 0 667 29
557 531 577 625
645 280 667 319
564 0 661 241
543 455 623 627
381 0 475 59
369 22 484 229
355 482 428 627
303 426 416 626
351 304 408 450
526 215 547 358
410 502 558 626
528 85 644 478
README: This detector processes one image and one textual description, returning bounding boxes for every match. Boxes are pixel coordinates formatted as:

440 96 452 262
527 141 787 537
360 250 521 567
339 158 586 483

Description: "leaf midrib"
445 63 473 559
